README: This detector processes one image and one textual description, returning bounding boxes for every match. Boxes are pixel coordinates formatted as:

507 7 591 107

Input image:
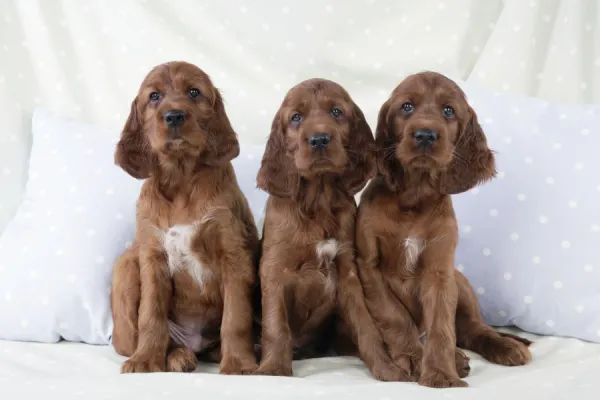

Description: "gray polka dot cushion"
453 84 600 343
0 108 267 344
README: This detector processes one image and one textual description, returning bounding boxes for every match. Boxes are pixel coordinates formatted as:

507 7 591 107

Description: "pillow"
453 85 600 343
0 108 267 344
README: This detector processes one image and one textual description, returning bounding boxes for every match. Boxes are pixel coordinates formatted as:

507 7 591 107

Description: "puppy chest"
159 222 213 290
305 239 341 294
381 235 428 275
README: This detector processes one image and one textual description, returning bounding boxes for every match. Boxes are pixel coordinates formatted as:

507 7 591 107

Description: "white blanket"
1 328 599 400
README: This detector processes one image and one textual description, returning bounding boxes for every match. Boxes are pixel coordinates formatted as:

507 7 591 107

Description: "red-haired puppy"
255 78 410 381
356 71 532 388
111 61 259 374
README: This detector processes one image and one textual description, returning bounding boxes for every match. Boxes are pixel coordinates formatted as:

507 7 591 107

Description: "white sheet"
1 328 599 399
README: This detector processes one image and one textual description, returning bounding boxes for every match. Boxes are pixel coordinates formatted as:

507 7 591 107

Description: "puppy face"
258 79 376 198
115 61 239 179
376 72 495 194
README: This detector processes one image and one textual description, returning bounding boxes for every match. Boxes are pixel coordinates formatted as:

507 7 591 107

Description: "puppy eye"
149 92 161 103
188 88 201 98
401 102 414 113
291 113 303 124
443 105 455 117
331 107 343 118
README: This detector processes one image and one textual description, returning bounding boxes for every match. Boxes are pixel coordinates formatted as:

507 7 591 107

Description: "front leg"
220 253 259 375
254 253 293 377
418 241 467 388
337 249 412 382
121 244 171 374
356 226 423 379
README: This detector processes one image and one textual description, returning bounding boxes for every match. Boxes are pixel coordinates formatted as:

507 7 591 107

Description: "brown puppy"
110 61 259 375
356 71 532 388
254 78 410 381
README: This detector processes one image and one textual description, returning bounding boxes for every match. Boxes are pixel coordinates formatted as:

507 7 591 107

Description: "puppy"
110 61 259 375
356 71 532 388
254 78 410 381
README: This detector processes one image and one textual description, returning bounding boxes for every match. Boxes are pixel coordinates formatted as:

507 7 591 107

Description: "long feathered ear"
204 88 240 166
340 101 376 195
439 105 496 194
114 98 156 179
375 97 404 191
256 110 299 198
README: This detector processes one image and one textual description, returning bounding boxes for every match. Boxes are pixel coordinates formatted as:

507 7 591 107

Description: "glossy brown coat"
110 61 259 375
356 71 532 388
254 78 410 381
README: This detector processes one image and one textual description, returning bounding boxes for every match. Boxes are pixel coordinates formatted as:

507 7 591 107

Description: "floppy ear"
340 101 376 195
204 88 240 166
114 98 156 179
375 98 404 191
256 111 300 198
439 106 496 194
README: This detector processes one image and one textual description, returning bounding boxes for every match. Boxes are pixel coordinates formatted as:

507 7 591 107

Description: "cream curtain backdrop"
0 0 598 231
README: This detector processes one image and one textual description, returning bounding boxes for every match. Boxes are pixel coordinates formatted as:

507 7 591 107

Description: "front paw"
220 357 259 375
121 354 166 374
167 347 197 373
419 369 468 388
371 355 414 382
455 349 471 378
253 362 292 377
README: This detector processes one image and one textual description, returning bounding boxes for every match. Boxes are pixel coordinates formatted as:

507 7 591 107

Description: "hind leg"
110 247 141 357
454 271 532 366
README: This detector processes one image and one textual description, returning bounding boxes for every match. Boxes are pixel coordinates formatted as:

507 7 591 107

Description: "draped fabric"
1 0 598 231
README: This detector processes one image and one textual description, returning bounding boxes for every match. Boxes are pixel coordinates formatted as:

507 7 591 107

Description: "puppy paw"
419 369 468 389
485 337 532 366
455 349 471 378
121 355 166 374
220 357 259 375
253 362 292 377
371 357 414 382
167 347 197 373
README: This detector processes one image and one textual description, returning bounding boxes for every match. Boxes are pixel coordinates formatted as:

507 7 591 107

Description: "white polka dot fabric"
454 83 600 343
0 108 267 344
1 0 599 234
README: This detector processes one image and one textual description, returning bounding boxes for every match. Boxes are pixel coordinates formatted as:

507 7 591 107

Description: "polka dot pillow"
0 108 267 344
453 84 600 343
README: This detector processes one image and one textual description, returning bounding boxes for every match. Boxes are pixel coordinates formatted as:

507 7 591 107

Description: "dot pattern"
0 1 599 231
0 109 267 343
454 83 600 344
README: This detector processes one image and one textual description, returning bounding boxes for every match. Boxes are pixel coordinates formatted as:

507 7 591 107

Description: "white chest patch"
160 222 212 290
404 236 426 270
315 239 340 294
316 239 341 263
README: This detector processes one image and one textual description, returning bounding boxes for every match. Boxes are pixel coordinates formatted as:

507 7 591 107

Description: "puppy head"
115 61 239 179
257 78 375 198
375 71 495 194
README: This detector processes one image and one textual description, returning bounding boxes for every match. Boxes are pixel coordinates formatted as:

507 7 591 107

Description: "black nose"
164 110 186 128
413 128 438 147
309 133 330 149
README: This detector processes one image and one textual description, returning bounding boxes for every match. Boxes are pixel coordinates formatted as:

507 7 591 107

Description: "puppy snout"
309 132 330 149
164 109 186 128
413 128 438 148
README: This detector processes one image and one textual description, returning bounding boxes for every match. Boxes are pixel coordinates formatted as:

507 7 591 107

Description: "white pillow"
0 108 267 344
454 84 600 343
